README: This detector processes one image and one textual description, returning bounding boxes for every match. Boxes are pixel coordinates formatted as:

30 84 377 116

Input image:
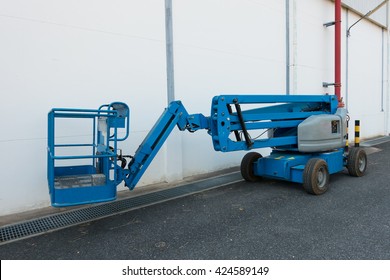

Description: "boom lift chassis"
47 95 367 207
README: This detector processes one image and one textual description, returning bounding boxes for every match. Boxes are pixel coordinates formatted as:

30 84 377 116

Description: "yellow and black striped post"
355 120 360 147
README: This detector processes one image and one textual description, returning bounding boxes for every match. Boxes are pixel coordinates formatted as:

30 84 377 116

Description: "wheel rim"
317 167 327 189
358 154 366 172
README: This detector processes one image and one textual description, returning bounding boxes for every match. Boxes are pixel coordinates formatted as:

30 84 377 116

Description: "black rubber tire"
303 158 330 195
347 147 367 177
240 152 262 182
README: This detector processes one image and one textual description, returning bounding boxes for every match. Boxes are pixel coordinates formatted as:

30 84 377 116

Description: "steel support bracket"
323 82 336 88
323 21 336 27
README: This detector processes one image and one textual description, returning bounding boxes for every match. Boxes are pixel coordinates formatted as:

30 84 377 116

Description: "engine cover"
298 108 347 152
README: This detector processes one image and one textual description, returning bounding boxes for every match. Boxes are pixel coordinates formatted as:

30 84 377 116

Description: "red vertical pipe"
335 0 343 107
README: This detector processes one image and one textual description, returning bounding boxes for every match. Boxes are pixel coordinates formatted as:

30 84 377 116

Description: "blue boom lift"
47 94 367 207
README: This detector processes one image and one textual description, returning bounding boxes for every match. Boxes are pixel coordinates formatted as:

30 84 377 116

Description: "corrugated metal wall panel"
342 0 388 28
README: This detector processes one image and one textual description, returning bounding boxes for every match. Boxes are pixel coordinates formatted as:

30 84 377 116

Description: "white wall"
346 9 387 139
0 0 388 216
0 0 168 215
173 0 286 177
291 0 335 95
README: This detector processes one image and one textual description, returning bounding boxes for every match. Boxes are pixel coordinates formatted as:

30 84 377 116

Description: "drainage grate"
0 172 242 244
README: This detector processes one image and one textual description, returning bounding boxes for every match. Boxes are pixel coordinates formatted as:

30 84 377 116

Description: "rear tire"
347 148 367 177
303 158 329 195
241 152 262 182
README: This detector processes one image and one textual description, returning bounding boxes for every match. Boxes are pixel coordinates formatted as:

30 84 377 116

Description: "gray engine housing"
297 108 347 152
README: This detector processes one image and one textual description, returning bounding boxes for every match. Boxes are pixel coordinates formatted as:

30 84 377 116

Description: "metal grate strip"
0 172 242 244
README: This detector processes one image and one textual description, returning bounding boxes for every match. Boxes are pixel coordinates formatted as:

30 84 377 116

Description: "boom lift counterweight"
47 94 367 207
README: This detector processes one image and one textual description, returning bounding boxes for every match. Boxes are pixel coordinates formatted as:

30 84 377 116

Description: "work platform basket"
47 103 129 207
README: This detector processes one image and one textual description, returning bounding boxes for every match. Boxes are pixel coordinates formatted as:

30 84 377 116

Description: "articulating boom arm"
123 94 338 190
123 101 209 190
208 95 338 152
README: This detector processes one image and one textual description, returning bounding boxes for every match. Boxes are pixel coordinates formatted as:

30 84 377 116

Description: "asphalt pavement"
1 142 390 260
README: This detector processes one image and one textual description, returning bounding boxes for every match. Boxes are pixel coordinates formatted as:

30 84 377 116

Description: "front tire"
303 158 330 195
240 152 262 182
347 148 367 177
